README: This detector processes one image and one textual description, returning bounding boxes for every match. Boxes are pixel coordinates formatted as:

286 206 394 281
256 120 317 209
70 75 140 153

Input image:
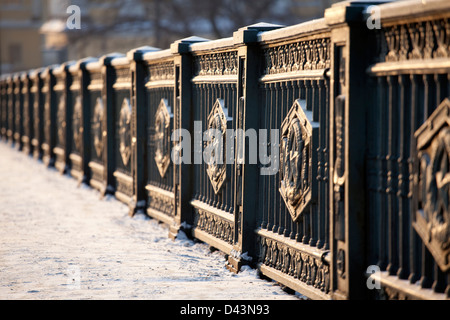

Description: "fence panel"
142 50 176 225
85 60 107 193
365 0 450 300
6 75 16 146
0 76 6 140
20 72 34 155
41 66 58 167
30 68 45 160
52 63 74 174
254 20 332 300
188 38 239 257
67 58 96 183
13 73 24 151
109 55 134 206
1 0 449 301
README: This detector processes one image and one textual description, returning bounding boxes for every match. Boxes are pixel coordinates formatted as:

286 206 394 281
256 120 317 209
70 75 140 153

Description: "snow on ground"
0 142 301 300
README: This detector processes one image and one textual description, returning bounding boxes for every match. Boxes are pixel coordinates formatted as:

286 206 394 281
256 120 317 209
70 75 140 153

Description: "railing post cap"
74 56 99 70
233 22 285 45
53 61 77 78
170 36 210 54
29 67 46 79
97 52 125 66
127 46 160 62
13 72 25 81
41 64 60 77
20 70 31 81
325 0 389 26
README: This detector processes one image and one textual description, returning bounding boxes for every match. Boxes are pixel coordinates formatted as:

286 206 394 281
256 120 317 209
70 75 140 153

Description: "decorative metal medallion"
280 99 318 222
23 98 30 137
57 94 66 146
414 98 450 272
119 97 132 167
72 96 83 152
154 98 172 178
92 97 104 158
206 99 229 194
44 96 50 143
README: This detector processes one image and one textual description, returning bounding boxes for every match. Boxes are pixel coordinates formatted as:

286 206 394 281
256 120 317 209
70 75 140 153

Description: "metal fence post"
228 23 283 272
98 53 122 197
127 46 160 216
42 66 58 168
13 73 24 151
7 74 16 147
170 37 208 239
30 68 45 160
53 62 75 174
0 76 4 141
325 0 383 300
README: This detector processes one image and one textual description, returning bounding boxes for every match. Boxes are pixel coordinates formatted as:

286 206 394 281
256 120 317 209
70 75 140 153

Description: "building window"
9 43 22 66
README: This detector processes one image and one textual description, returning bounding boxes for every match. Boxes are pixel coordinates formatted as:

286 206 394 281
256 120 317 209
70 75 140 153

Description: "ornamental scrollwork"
119 97 132 167
263 38 330 75
381 18 450 63
414 98 450 272
279 99 318 222
206 99 230 194
194 52 238 76
193 207 234 245
154 98 173 178
92 97 104 159
57 94 66 146
72 96 83 152
257 234 330 294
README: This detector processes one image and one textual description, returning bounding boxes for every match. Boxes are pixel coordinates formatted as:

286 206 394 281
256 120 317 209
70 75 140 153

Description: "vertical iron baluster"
420 244 434 289
261 82 269 229
386 75 399 276
296 79 305 243
270 82 277 233
309 79 318 247
200 83 206 203
323 76 330 250
278 80 286 236
229 82 236 215
397 74 411 280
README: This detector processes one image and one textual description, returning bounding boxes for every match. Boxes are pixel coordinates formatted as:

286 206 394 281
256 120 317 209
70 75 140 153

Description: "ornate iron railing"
1 0 449 300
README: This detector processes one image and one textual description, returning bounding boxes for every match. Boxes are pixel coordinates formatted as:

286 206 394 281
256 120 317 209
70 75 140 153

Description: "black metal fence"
1 0 449 300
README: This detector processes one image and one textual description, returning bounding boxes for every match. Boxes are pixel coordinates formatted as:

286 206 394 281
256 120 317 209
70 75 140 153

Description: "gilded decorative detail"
119 98 132 167
280 99 317 222
92 97 104 159
115 67 131 84
257 233 330 294
72 96 83 152
148 188 174 217
148 61 174 81
116 175 133 197
263 38 330 75
382 18 450 62
193 208 234 245
154 99 172 178
194 51 238 76
57 94 66 146
206 99 230 194
414 98 450 272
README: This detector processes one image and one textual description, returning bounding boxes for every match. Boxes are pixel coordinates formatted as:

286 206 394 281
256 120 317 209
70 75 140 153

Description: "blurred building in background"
1 0 339 74
0 0 46 73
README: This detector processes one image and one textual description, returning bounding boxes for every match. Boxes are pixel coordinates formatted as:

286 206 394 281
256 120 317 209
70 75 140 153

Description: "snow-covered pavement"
0 142 300 300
